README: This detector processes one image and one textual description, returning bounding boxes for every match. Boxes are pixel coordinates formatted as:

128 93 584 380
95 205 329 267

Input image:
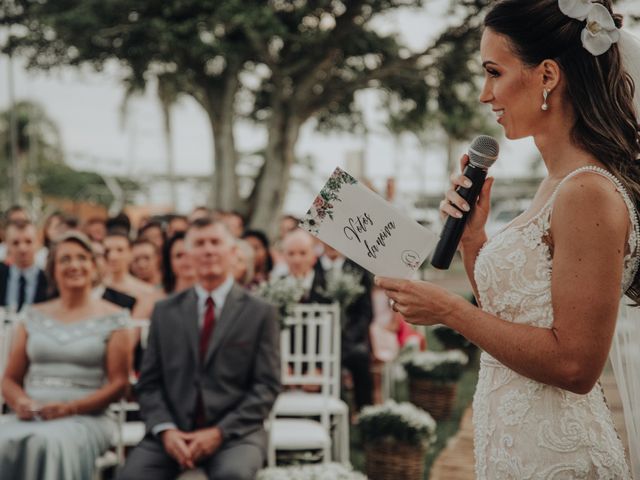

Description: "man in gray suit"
119 218 281 479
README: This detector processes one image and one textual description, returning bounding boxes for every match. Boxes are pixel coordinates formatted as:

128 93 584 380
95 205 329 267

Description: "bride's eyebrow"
482 61 499 68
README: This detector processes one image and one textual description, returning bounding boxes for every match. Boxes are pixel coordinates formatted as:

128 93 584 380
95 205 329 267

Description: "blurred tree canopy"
0 101 138 208
3 0 491 232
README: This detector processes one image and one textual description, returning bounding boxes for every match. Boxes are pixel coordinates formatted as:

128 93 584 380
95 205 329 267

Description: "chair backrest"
130 318 151 349
280 303 341 397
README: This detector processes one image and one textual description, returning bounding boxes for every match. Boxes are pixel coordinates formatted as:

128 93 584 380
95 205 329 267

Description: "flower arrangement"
358 400 437 448
320 268 365 309
255 276 305 319
404 349 469 383
257 463 367 480
301 168 358 234
431 325 473 350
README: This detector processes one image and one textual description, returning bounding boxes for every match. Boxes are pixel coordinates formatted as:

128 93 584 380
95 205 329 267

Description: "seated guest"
162 232 197 295
232 239 255 288
91 240 137 311
280 229 323 301
0 220 48 312
166 214 189 239
118 218 281 480
84 217 107 243
0 232 130 479
35 211 66 269
131 238 163 289
0 206 31 264
241 229 274 285
221 211 245 238
316 243 374 410
104 229 159 304
138 221 166 252
103 230 161 367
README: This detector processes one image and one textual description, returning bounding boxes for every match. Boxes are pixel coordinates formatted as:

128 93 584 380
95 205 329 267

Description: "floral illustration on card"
301 167 358 235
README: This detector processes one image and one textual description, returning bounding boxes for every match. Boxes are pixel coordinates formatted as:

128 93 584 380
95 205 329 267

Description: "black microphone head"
468 135 499 170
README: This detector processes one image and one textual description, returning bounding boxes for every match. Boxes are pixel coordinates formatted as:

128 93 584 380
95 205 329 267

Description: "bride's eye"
485 68 500 78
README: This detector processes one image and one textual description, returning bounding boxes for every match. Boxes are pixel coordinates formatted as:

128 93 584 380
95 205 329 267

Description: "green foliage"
432 325 473 349
4 0 495 222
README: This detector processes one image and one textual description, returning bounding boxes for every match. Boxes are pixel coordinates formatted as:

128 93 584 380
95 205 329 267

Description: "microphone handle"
430 164 488 270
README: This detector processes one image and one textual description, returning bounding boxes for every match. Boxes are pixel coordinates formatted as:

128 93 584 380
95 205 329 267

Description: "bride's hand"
375 276 461 326
439 154 494 245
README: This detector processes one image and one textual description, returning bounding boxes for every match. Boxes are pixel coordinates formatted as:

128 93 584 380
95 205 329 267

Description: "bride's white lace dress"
472 166 636 479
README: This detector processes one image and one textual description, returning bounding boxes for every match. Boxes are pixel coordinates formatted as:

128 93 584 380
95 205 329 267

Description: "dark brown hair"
485 0 640 301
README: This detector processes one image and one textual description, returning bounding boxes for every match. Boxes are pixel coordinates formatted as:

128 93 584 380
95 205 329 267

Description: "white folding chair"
273 303 350 463
94 318 150 479
267 303 341 466
0 307 19 412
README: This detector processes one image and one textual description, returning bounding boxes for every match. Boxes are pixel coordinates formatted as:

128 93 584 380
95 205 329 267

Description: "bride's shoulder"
552 171 629 234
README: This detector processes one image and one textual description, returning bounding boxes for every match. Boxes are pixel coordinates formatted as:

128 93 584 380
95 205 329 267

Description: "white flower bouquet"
404 349 469 383
358 400 437 448
257 462 367 480
255 276 305 320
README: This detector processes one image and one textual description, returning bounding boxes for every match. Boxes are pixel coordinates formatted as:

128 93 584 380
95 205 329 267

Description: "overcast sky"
2 1 636 214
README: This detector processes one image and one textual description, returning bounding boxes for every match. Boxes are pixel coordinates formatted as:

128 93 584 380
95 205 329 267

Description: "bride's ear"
539 59 561 91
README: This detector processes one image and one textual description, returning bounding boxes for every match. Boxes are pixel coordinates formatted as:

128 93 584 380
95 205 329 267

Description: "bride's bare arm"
380 174 628 394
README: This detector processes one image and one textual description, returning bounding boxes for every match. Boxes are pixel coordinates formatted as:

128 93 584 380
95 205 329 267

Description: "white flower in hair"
558 0 620 56
558 0 592 21
581 3 620 56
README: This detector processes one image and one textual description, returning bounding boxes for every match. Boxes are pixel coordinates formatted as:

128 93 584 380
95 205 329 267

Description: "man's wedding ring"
389 299 396 310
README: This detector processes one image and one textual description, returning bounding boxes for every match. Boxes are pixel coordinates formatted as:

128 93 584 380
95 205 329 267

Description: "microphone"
430 135 499 270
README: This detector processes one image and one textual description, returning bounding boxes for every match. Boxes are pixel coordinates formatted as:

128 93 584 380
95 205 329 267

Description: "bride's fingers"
440 199 463 220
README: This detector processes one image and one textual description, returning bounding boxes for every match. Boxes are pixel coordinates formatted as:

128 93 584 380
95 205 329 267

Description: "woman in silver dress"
1 231 130 479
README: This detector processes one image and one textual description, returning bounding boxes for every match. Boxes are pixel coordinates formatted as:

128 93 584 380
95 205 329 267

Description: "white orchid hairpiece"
558 0 620 56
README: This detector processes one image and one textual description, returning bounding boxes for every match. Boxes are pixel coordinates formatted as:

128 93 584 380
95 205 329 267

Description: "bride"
377 0 640 478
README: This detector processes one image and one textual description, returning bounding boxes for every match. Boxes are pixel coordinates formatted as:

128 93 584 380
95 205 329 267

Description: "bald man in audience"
281 229 324 302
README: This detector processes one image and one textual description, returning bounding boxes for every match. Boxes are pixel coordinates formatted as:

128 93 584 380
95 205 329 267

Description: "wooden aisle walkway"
428 369 629 480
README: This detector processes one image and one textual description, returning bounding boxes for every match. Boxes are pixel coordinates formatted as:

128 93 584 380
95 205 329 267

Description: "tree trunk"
200 73 241 212
160 101 178 209
249 100 301 236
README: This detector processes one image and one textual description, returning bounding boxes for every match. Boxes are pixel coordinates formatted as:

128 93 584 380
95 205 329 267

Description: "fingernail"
455 211 463 218
462 203 470 212
464 180 472 188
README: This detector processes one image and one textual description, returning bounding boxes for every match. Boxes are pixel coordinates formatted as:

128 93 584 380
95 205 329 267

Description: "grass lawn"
350 331 480 479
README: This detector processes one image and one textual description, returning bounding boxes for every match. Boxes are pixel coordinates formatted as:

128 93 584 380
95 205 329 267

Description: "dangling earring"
541 88 549 111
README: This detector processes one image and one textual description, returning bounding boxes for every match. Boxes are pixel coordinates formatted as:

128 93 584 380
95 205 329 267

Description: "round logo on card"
401 250 421 269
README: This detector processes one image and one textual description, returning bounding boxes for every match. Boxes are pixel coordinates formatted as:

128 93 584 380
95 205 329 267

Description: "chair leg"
267 438 276 467
339 412 350 464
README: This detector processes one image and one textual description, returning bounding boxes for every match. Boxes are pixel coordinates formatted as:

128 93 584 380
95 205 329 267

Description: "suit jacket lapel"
204 284 246 366
180 288 200 366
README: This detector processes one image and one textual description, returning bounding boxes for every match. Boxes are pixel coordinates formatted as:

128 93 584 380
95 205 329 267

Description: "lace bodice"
472 166 637 479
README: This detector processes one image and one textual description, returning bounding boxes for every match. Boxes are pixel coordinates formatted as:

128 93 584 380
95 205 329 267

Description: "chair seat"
270 419 331 450
94 450 119 470
275 392 348 416
176 468 208 480
118 422 146 446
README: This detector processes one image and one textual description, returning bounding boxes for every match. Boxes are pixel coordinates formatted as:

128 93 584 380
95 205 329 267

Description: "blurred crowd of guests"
0 203 424 479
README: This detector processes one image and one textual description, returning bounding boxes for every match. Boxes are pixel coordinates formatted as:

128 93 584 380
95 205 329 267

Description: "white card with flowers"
301 167 438 278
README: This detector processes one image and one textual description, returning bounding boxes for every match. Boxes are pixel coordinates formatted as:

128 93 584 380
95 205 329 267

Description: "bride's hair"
485 0 640 302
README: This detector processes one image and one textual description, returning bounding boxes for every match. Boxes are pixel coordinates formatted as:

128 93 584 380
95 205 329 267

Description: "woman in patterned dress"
377 0 640 478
